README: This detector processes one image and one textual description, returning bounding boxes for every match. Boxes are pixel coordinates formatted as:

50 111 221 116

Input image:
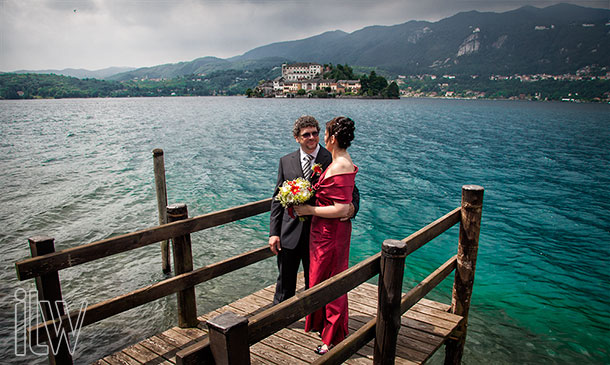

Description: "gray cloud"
1 0 608 71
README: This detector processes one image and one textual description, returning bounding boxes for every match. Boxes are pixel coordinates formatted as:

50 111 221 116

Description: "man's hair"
293 115 320 137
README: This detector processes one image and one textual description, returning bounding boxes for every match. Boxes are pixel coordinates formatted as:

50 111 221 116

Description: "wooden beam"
403 206 461 256
445 185 484 364
16 198 272 280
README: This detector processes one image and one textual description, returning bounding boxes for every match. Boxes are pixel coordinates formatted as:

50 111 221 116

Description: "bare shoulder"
331 156 355 174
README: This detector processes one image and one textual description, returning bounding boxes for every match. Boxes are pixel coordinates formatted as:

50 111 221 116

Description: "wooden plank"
16 198 272 280
419 298 451 312
139 335 181 363
169 326 207 341
91 360 111 365
402 206 461 256
159 328 195 347
260 332 320 363
122 343 167 364
349 341 418 365
103 351 141 365
411 303 462 324
29 246 273 343
250 341 309 365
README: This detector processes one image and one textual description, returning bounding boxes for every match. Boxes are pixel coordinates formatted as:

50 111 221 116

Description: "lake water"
0 97 608 364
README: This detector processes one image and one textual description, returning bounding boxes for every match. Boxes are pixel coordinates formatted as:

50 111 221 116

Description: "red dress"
305 165 358 346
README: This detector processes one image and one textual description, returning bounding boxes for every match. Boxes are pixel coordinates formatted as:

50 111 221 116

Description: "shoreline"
2 94 608 104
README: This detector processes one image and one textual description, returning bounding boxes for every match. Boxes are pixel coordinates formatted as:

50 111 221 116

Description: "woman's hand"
293 204 312 216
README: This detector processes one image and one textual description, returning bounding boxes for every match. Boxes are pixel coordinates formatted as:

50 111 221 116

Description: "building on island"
282 63 324 81
256 63 362 97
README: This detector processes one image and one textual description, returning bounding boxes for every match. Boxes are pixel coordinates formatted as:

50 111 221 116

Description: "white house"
282 63 323 81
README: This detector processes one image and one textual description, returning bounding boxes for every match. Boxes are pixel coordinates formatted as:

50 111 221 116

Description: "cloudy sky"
1 0 608 71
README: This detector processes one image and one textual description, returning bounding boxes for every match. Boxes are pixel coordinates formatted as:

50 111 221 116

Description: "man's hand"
339 203 355 222
269 235 281 255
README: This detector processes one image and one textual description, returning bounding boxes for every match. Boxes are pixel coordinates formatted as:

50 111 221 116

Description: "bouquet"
275 177 314 221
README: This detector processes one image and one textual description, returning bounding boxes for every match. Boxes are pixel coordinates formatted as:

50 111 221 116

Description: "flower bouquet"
275 177 314 221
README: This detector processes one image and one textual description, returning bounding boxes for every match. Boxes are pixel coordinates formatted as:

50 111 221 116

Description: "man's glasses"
301 131 319 138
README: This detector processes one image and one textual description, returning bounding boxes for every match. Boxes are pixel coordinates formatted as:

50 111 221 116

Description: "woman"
294 116 357 354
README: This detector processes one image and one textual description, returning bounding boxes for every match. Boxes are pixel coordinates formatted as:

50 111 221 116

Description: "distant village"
252 63 363 97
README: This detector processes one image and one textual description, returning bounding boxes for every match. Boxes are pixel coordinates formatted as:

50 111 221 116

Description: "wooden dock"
93 275 463 365
16 185 483 364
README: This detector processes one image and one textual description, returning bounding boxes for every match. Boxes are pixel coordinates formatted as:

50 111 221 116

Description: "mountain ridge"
9 3 610 80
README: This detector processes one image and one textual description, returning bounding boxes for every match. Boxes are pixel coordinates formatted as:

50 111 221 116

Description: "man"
269 115 359 304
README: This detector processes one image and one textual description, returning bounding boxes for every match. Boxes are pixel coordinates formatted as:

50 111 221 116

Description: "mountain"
14 3 608 81
232 3 610 75
11 66 136 79
106 56 292 81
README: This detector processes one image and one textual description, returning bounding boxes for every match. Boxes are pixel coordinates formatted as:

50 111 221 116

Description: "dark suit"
270 145 359 304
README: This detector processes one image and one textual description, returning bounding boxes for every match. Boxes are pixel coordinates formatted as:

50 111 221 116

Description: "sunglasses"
301 131 319 138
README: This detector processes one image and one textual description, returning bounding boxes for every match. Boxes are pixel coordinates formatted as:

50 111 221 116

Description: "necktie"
303 154 314 180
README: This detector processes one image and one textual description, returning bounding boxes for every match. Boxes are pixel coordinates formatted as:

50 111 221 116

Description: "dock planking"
94 274 462 364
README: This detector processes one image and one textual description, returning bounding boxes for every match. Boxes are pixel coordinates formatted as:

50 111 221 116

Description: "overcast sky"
1 0 608 71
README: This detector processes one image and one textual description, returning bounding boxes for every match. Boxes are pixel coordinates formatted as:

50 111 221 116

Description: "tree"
382 82 400 98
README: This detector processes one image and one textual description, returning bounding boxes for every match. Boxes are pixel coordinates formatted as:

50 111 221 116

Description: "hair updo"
326 116 355 149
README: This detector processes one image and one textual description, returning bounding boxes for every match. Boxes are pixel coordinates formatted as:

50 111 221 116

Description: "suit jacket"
269 145 359 249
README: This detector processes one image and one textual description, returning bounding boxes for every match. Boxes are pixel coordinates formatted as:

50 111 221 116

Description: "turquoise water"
0 97 608 364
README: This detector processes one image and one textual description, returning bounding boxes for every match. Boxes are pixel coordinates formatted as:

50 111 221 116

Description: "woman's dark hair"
326 116 355 149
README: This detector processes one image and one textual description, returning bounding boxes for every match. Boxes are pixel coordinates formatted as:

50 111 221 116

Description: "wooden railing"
15 184 483 365
15 198 272 364
175 185 483 365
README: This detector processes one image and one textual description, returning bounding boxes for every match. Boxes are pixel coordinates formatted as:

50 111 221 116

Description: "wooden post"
153 148 171 274
207 311 250 365
445 185 484 364
374 239 408 365
28 236 73 365
167 204 198 327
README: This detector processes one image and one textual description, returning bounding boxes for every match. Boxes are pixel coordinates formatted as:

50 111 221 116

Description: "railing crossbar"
16 198 272 280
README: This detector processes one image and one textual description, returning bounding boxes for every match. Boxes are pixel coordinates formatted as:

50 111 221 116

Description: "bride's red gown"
305 165 358 346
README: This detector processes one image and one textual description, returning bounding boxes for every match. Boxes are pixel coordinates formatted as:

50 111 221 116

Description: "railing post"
374 239 408 365
167 203 198 327
28 236 73 365
445 185 484 364
207 311 250 365
153 148 171 274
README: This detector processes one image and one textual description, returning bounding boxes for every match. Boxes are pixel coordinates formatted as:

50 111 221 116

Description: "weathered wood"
28 236 73 365
122 342 163 363
176 252 381 364
153 148 171 274
15 198 272 280
375 239 408 365
175 337 213 365
29 246 272 343
207 311 250 365
403 206 461 256
167 204 198 328
445 185 483 364
105 279 464 365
